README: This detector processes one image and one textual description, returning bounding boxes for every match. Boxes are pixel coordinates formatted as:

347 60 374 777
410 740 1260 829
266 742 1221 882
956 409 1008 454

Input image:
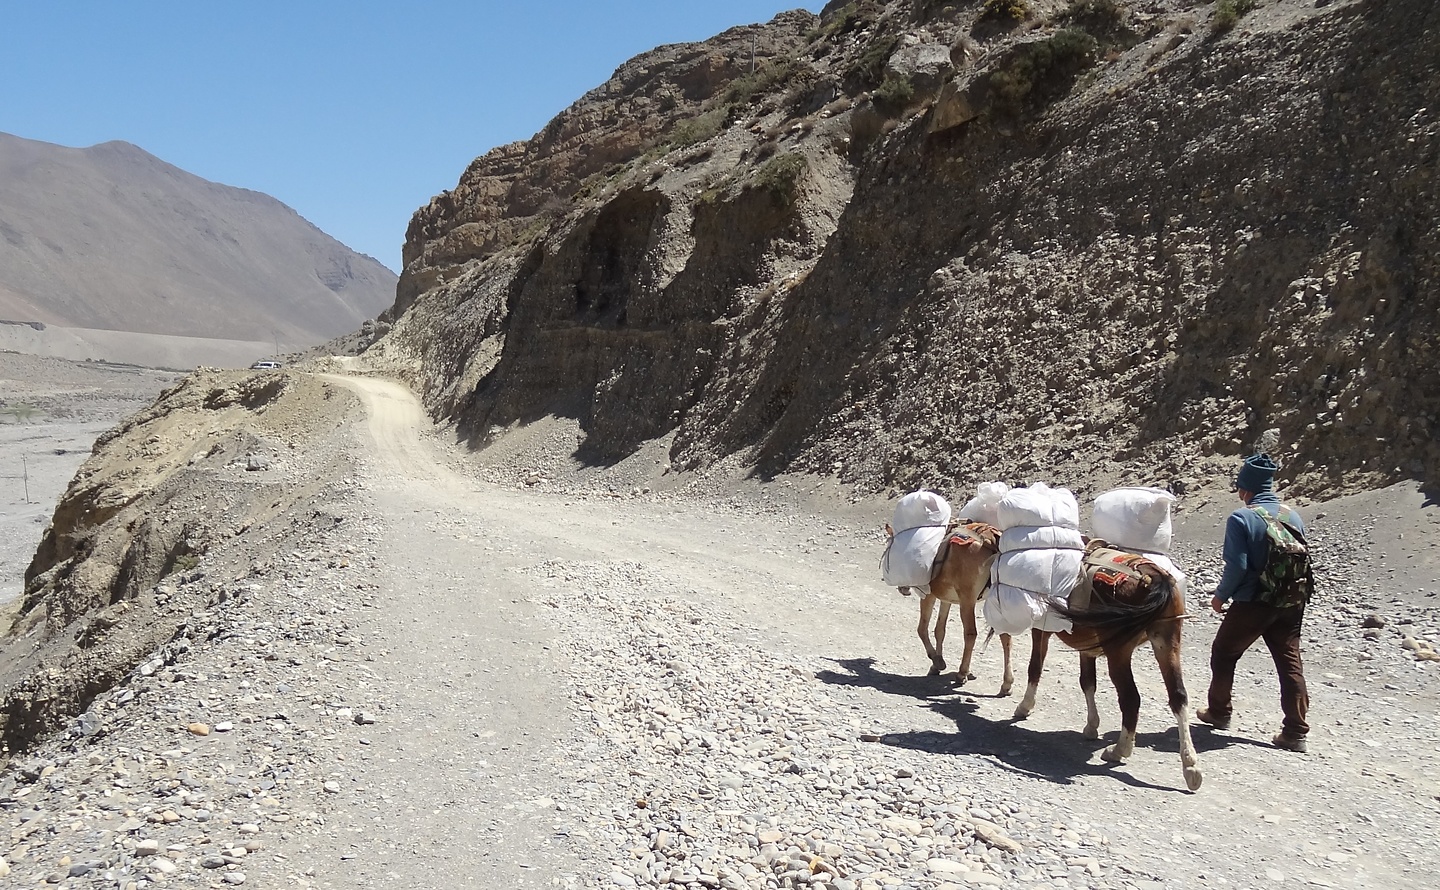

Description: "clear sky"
3 1 827 273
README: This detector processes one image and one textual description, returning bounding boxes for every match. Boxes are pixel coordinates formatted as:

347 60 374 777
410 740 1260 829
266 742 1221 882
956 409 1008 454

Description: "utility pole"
752 34 757 74
22 454 29 504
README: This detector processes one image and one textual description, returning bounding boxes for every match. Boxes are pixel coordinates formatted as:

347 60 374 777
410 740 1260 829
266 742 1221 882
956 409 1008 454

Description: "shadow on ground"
817 656 1265 793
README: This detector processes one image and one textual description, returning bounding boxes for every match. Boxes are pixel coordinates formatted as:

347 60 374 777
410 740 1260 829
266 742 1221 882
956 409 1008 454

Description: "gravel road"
1 368 1437 889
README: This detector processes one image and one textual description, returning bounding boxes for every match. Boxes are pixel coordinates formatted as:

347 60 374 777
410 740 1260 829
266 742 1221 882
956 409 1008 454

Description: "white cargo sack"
984 586 1075 635
880 491 952 592
960 481 1011 525
998 525 1086 554
996 483 1081 531
983 586 1047 636
1093 487 1175 554
995 548 1085 596
986 483 1083 635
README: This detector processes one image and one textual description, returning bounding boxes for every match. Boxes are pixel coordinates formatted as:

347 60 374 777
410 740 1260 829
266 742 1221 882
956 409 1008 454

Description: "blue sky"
3 2 826 273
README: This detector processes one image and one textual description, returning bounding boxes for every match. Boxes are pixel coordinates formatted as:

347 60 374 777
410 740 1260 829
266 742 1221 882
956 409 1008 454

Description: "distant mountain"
0 133 396 345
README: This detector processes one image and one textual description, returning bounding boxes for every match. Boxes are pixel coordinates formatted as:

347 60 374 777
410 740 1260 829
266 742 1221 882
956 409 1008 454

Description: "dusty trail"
278 374 1439 890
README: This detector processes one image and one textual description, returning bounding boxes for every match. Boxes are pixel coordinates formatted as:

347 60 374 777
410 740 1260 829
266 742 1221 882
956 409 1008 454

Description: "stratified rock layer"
374 0 1438 499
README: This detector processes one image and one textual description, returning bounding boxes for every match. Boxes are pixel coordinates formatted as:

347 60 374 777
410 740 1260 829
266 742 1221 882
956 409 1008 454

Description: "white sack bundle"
984 585 1074 636
960 481 1011 525
880 490 952 590
999 525 1086 554
1093 487 1176 554
996 483 1080 531
995 548 1085 597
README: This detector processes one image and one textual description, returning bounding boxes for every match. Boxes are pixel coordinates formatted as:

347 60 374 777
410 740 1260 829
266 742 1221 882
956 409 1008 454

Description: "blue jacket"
1214 492 1305 603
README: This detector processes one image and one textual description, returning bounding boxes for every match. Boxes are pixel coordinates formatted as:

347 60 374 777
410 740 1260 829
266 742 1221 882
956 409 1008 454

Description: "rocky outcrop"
373 0 1438 500
0 371 358 753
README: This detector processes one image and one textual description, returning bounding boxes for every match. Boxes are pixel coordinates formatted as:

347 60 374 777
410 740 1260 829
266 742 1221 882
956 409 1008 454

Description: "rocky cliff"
368 0 1437 500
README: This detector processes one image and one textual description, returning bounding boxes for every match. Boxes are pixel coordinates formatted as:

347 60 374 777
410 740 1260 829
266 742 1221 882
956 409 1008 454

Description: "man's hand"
1210 595 1227 615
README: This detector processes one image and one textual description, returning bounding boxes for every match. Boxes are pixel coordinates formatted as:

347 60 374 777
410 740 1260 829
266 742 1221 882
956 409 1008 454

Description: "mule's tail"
1050 572 1176 644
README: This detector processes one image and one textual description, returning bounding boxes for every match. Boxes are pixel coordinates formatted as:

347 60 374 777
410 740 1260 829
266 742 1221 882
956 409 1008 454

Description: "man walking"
1197 453 1311 752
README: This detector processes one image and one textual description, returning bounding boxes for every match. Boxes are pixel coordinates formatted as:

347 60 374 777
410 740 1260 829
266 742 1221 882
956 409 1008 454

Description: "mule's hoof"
1012 706 1032 720
1082 725 1101 740
998 684 1013 698
927 664 944 677
1184 765 1204 792
1101 745 1126 763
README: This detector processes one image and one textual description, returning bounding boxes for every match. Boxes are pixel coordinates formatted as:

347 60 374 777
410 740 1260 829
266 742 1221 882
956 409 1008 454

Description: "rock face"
369 0 1438 500
0 134 396 345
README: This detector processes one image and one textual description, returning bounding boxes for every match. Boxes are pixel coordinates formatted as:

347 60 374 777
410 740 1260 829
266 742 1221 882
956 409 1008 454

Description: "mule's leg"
1013 629 1049 719
918 595 945 675
1101 649 1141 763
934 601 953 677
999 633 1015 697
1080 654 1101 740
1152 627 1203 791
954 599 979 685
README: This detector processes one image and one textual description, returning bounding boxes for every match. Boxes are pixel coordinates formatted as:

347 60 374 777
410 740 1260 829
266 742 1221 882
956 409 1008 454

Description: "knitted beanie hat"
1236 453 1278 493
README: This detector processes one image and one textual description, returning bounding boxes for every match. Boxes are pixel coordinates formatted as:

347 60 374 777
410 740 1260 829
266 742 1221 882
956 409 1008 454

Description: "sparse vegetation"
808 1 874 43
748 152 809 200
981 0 1032 22
169 554 201 574
668 107 730 149
873 74 916 115
660 59 807 156
915 1 962 23
989 29 1099 116
849 34 902 87
723 59 805 108
1056 0 1138 52
1212 0 1257 34
1059 0 1125 32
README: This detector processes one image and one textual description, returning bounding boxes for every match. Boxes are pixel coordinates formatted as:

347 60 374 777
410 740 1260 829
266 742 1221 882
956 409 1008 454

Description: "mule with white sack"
880 486 1014 692
1009 486 1203 792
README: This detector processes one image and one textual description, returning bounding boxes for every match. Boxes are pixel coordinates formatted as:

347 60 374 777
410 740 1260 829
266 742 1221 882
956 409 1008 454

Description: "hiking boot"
1272 733 1308 753
1195 708 1231 730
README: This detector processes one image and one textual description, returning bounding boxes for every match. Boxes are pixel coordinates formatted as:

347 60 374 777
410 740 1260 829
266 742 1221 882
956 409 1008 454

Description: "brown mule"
1011 543 1203 791
912 522 1015 694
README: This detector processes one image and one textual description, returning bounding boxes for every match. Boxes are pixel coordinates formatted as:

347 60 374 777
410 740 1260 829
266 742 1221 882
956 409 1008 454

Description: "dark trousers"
1207 600 1309 738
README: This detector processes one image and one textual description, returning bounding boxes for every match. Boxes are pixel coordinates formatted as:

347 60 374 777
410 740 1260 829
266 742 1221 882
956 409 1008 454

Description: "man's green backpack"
1251 505 1315 608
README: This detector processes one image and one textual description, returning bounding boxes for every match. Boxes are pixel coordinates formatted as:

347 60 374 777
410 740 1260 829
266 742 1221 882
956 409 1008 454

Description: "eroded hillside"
0 371 358 752
368 0 1437 500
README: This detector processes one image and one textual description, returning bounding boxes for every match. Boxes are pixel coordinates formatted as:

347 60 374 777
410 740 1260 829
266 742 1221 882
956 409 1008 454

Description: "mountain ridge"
0 132 397 349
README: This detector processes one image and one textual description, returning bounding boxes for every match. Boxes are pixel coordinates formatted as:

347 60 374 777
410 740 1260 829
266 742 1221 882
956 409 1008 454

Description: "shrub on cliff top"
1212 0 1258 34
873 74 916 116
1059 0 1124 32
989 28 1099 116
723 58 805 107
748 152 809 200
849 33 902 87
981 0 1032 22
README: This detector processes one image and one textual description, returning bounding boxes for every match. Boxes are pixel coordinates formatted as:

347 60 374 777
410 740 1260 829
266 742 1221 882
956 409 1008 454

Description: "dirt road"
3 370 1437 889
286 374 1440 889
